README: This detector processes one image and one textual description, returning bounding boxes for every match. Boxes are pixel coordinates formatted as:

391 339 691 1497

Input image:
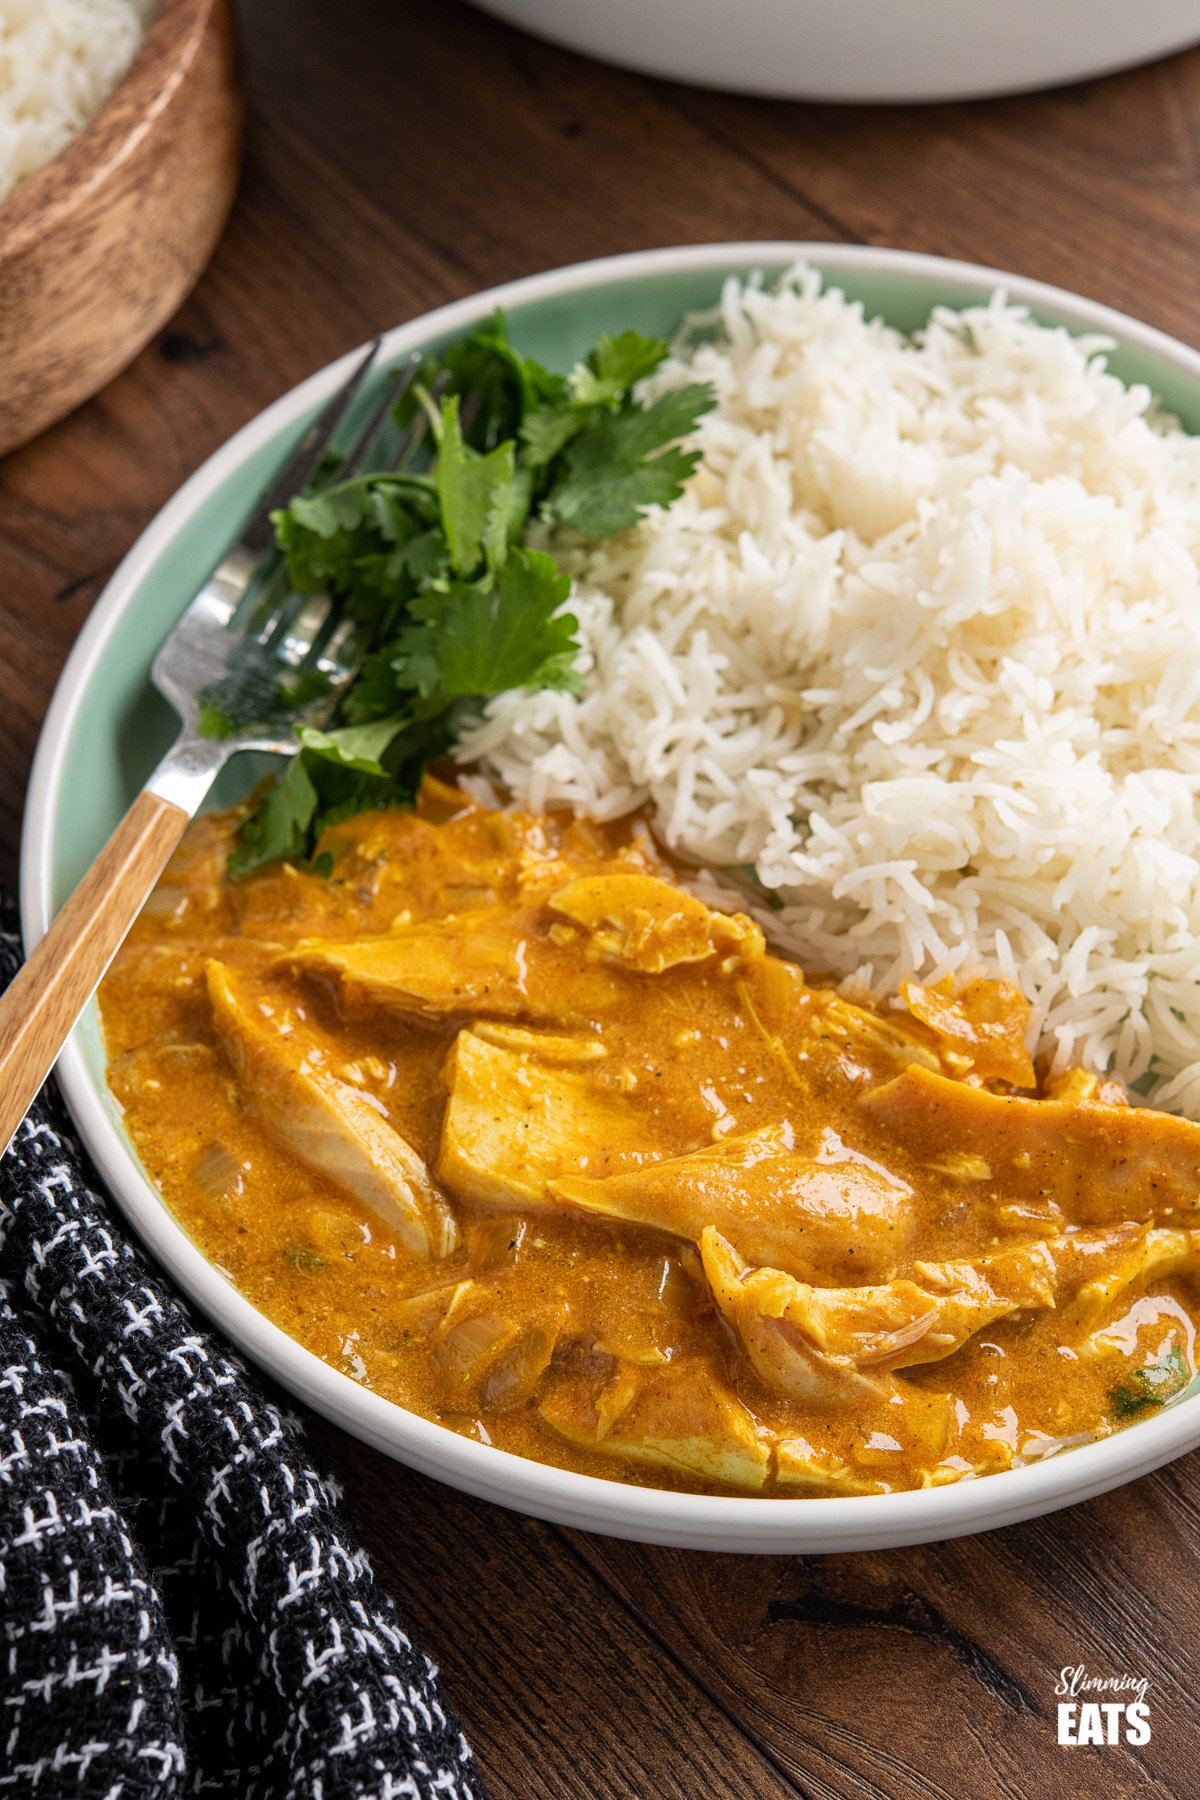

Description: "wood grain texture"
0 787 187 1150
0 0 242 456
306 1418 800 1800
4 0 1200 1790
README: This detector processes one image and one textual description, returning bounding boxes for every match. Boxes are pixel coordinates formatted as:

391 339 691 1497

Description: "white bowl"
24 242 1200 1552
470 0 1200 103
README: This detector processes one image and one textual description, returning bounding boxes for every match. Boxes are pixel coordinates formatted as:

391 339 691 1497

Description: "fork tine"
311 612 359 678
246 356 424 651
338 355 423 482
254 585 310 650
238 362 465 683
238 338 382 556
292 605 360 683
275 594 336 670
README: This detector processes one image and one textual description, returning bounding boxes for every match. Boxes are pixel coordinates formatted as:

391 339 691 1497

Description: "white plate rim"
22 239 1200 1552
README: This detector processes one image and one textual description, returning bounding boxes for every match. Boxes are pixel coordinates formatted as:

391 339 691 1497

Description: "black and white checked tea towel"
0 921 485 1799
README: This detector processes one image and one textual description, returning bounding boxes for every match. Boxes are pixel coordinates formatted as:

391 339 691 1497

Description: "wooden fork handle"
0 788 190 1154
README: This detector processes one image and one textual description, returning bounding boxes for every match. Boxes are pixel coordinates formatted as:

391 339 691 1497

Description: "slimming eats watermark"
1055 1665 1151 1746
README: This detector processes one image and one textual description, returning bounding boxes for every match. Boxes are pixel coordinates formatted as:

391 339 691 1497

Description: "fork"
0 339 427 1154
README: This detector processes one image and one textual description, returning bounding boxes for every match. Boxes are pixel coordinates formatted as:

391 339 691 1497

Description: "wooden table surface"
5 3 1200 1793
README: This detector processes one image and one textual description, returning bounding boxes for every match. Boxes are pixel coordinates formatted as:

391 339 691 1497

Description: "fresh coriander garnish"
230 317 713 875
1109 1343 1190 1419
286 1245 325 1270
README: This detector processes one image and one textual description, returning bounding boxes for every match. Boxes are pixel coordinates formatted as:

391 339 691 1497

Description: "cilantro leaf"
287 1244 326 1269
465 318 565 427
296 718 404 774
543 382 713 537
400 312 566 451
1109 1344 1191 1419
393 549 580 699
272 474 437 625
235 316 708 873
521 330 672 470
339 647 411 723
230 753 319 876
287 482 374 538
569 330 669 406
435 396 518 573
520 404 588 469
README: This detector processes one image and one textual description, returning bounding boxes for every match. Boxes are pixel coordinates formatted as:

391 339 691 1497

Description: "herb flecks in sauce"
1109 1343 1191 1418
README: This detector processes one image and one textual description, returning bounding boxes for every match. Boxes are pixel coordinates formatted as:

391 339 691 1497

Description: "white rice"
0 0 155 205
461 265 1200 1110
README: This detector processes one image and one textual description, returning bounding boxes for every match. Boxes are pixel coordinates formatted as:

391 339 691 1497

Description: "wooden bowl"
0 0 242 458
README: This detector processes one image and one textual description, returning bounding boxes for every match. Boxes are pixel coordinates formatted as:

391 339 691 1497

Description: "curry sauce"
97 779 1200 1496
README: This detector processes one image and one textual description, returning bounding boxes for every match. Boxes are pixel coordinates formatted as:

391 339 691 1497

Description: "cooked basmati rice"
461 266 1200 1110
0 0 155 205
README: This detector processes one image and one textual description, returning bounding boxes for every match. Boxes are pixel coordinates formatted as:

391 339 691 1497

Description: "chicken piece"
912 1245 1058 1316
436 1030 655 1209
467 1021 607 1064
318 795 546 914
281 916 623 1027
699 1229 1054 1404
551 1123 914 1284
281 920 536 1023
1062 1227 1200 1335
900 976 1036 1088
773 1438 891 1496
547 872 763 974
206 961 458 1258
864 1065 1200 1227
806 993 943 1077
539 1358 771 1491
1042 1067 1129 1108
947 1220 1184 1326
777 1385 957 1491
734 955 815 1088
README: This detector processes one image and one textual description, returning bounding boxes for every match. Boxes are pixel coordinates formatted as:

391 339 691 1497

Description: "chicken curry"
98 779 1200 1497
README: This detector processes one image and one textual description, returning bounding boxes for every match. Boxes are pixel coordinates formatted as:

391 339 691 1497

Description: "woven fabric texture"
0 928 484 1800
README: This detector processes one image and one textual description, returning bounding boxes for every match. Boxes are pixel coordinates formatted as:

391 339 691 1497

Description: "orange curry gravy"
98 778 1200 1497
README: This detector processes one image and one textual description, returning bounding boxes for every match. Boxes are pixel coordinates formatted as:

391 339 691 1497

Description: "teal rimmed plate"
24 243 1200 1551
